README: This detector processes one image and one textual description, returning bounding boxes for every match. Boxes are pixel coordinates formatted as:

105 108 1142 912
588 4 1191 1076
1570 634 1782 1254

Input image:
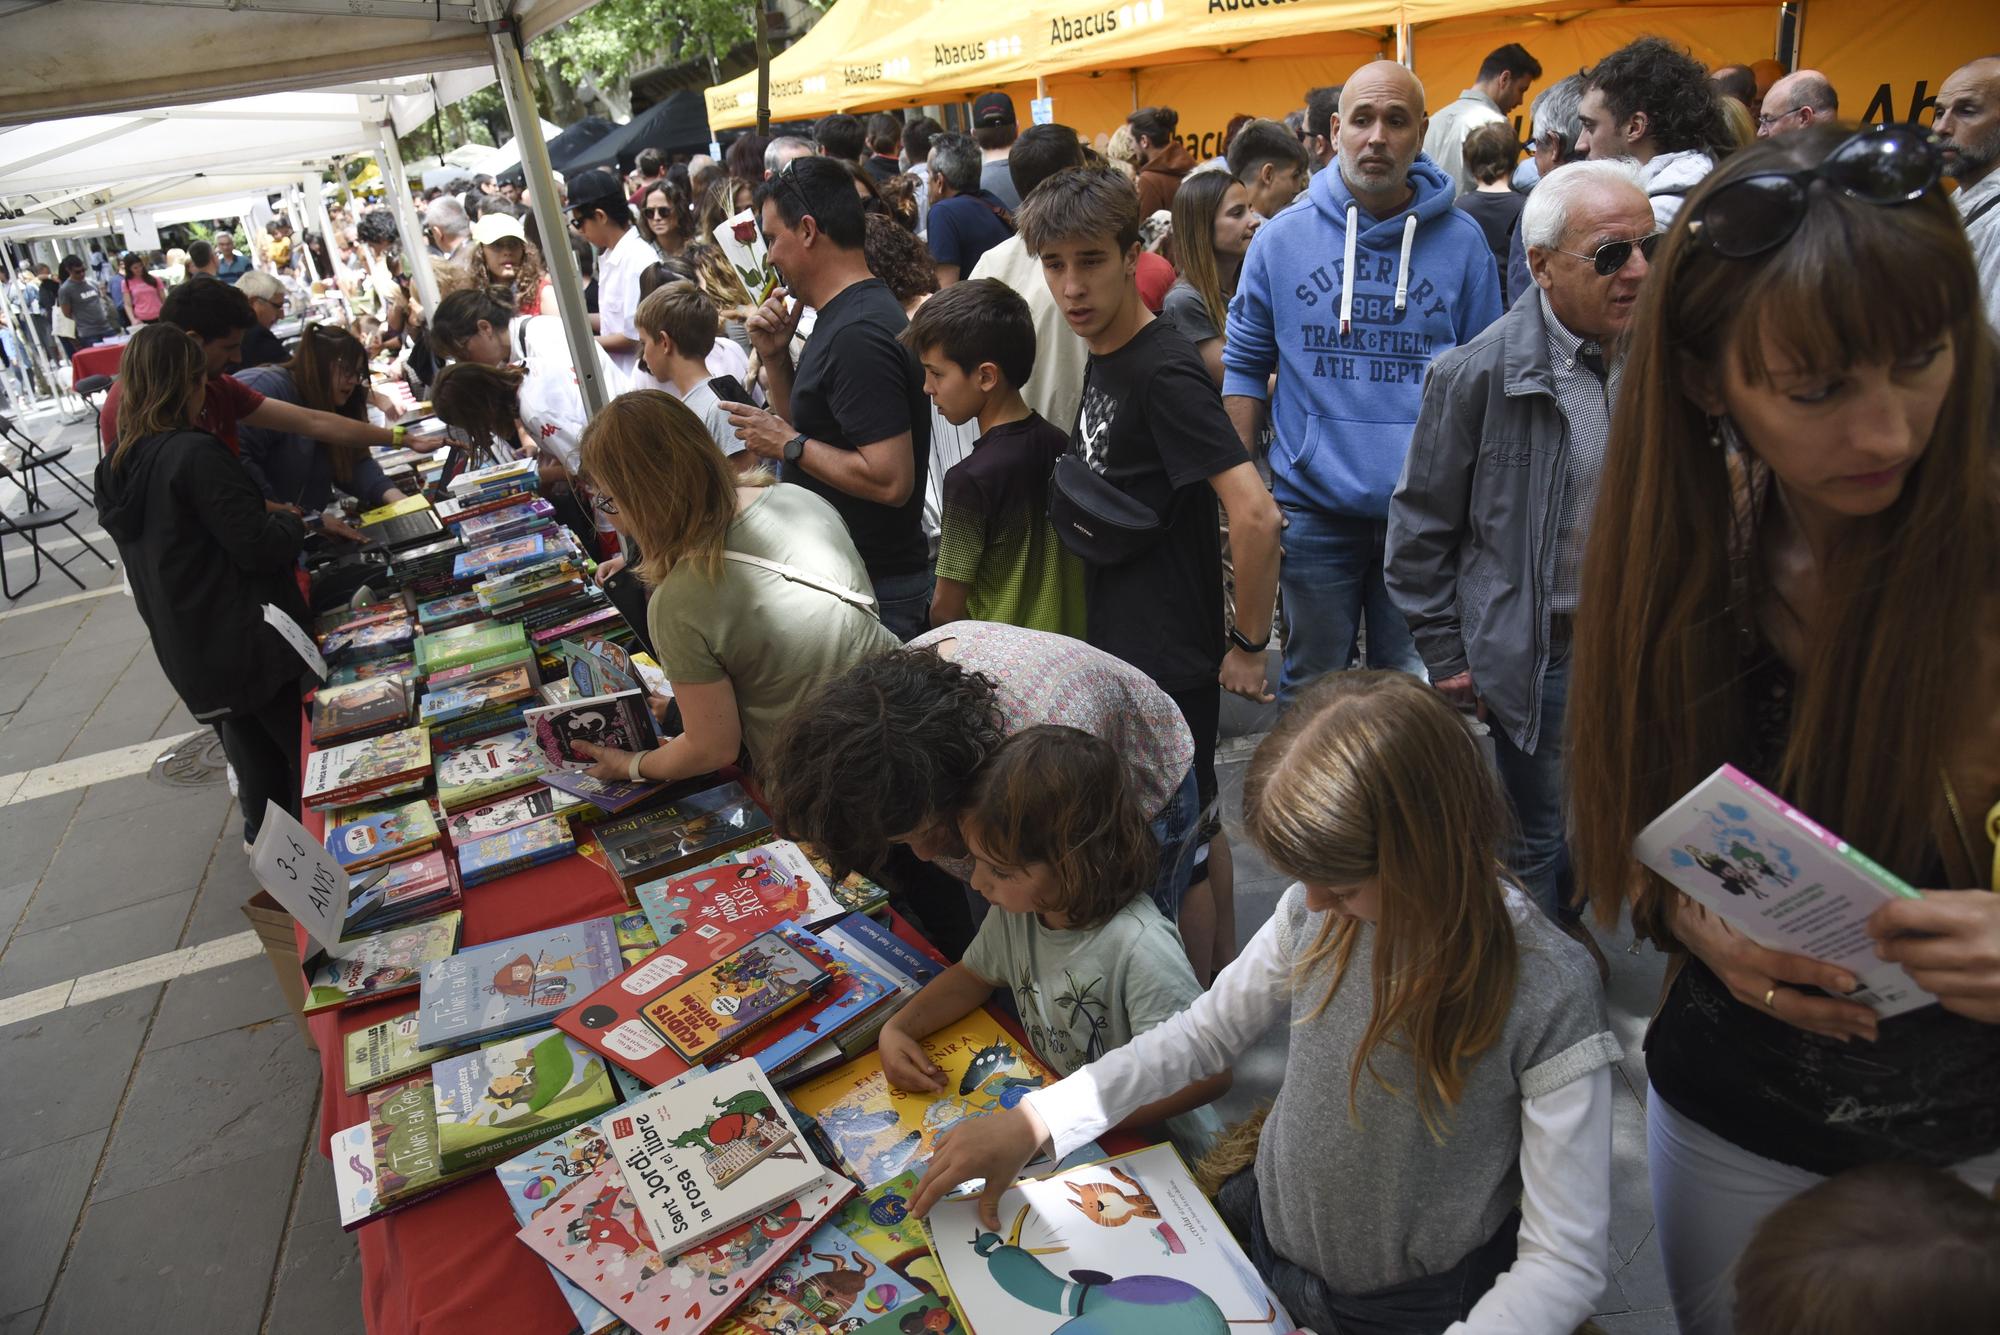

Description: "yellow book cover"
789 1009 1051 1188
361 493 434 525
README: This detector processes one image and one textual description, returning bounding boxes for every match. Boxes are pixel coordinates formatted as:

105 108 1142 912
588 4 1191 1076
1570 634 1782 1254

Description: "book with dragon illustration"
924 1143 1289 1335
634 852 844 947
325 797 439 873
716 1216 920 1334
643 929 830 1064
790 1011 1054 1189
601 1064 825 1253
431 1029 618 1174
1634 763 1935 1017
305 911 462 1012
516 1156 853 1335
342 1008 453 1095
416 915 624 1048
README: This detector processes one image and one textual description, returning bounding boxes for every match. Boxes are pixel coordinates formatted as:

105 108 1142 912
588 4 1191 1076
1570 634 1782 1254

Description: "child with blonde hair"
879 725 1227 1159
911 672 1618 1334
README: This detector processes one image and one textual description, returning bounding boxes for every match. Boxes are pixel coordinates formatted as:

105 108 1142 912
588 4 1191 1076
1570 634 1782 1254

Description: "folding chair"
0 413 92 507
0 501 91 598
63 373 113 429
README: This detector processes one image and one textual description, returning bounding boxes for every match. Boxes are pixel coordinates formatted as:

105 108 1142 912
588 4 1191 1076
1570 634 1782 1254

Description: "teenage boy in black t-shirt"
1016 165 1282 984
721 157 934 639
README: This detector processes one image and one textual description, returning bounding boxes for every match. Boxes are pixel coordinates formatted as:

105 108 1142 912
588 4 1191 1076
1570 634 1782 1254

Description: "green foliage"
533 0 755 89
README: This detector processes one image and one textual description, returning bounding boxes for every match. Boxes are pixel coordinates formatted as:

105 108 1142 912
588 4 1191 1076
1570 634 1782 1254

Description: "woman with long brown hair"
236 324 406 513
640 179 692 260
905 671 1618 1335
567 391 897 785
467 209 554 316
1567 124 2000 1334
1162 169 1260 386
94 323 310 850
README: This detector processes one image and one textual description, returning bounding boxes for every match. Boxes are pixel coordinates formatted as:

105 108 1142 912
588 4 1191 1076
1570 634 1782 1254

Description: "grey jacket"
1385 288 1579 753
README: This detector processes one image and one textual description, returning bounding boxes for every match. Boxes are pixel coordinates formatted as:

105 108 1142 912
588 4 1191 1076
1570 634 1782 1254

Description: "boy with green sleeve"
906 280 1086 636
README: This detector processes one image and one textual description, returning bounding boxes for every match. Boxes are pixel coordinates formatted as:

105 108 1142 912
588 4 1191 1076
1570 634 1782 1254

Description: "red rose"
731 219 756 244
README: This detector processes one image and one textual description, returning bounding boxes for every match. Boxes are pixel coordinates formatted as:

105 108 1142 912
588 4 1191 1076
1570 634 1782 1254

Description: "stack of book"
303 910 462 1012
433 726 551 813
415 620 531 681
589 780 772 895
302 726 432 811
452 496 557 547
309 673 414 746
453 532 569 588
356 493 446 550
415 916 629 1049
388 534 470 603
444 456 539 506
419 658 538 749
442 785 590 846
324 797 440 873
414 590 486 633
340 850 461 936
316 604 417 669
456 812 577 886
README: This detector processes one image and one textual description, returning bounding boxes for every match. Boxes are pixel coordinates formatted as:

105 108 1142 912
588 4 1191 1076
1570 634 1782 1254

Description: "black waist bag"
1048 453 1164 567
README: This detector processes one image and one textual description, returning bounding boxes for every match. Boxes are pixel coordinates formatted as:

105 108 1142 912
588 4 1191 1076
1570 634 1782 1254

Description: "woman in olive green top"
573 390 900 782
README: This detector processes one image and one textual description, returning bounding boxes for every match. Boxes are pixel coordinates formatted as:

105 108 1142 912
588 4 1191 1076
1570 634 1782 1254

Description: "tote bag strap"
720 550 878 611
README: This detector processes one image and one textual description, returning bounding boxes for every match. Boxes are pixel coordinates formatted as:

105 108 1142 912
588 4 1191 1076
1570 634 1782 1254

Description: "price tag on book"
262 602 327 681
250 801 352 953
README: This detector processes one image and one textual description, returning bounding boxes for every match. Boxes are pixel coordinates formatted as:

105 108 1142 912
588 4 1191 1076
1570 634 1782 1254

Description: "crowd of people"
69 36 2000 1335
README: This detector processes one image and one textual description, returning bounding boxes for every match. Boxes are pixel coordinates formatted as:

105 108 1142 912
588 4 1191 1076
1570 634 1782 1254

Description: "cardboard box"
241 891 317 1052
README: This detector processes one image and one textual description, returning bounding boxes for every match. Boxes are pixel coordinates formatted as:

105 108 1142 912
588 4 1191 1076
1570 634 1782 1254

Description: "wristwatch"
1227 626 1271 655
782 432 808 465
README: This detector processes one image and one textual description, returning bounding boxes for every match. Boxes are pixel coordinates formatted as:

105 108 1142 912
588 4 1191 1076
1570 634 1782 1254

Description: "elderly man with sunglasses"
1386 159 1656 948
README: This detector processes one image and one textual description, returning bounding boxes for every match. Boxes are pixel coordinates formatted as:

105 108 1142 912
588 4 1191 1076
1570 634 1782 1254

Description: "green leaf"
525 1033 575 1114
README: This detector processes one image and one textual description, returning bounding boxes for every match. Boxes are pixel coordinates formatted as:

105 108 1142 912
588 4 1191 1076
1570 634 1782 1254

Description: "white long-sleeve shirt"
1022 883 1616 1335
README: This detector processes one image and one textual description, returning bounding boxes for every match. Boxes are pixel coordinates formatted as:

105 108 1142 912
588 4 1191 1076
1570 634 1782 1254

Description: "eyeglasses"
1553 231 1663 276
586 490 619 516
1754 106 1808 131
1690 124 1943 260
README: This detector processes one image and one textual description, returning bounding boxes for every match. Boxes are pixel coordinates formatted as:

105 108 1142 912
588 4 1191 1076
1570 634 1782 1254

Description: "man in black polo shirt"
721 157 934 639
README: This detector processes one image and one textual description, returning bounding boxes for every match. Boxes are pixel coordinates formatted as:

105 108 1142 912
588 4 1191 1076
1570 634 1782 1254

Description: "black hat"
972 92 1016 128
566 167 629 219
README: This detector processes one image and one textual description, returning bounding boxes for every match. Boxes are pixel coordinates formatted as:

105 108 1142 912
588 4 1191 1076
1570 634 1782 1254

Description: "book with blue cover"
325 798 439 873
453 533 557 582
416 915 624 1048
455 812 576 886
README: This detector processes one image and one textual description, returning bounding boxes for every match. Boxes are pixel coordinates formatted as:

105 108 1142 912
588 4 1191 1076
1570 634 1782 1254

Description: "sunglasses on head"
1555 231 1663 276
1689 124 1942 260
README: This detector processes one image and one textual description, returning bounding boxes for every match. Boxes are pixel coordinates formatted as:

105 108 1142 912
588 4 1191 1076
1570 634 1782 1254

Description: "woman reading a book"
94 323 311 849
905 673 1619 1335
1564 126 2000 1335
569 390 898 786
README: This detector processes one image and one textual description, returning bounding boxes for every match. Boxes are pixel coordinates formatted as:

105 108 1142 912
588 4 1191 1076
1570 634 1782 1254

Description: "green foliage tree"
535 0 754 91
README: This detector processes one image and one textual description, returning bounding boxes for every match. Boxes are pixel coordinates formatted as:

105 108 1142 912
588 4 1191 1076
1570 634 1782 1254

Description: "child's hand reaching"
908 1103 1051 1229
877 1023 946 1093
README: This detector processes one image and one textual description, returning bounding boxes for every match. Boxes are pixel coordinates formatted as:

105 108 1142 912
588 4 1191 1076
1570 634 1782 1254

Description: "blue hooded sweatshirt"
1223 154 1503 517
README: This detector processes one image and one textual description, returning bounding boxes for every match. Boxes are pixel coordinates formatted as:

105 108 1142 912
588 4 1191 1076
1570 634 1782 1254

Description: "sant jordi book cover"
924 1142 1288 1335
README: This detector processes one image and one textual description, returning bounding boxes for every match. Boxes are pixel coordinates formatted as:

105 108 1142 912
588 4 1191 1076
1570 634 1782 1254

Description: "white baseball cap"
471 212 527 247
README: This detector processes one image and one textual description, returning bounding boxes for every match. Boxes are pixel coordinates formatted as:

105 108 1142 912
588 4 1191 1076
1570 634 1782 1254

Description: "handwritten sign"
249 801 351 953
262 602 327 681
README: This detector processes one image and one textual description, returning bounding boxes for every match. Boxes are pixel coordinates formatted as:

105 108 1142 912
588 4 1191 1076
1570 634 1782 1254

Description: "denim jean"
1490 643 1572 919
1276 503 1426 703
870 567 935 642
1146 766 1201 919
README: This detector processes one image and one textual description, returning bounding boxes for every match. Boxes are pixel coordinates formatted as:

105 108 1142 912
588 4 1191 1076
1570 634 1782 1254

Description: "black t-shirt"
1456 190 1525 289
1072 318 1248 691
786 278 932 578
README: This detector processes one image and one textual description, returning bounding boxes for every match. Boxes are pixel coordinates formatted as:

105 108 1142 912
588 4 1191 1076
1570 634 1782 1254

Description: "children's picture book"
634 856 841 947
1634 763 1936 1017
790 1011 1053 1189
561 635 642 698
516 1159 853 1335
816 913 943 1054
342 850 460 935
602 1064 825 1253
419 662 535 727
325 798 439 873
456 812 577 886
830 1169 953 1308
717 1217 920 1334
342 1009 453 1095
431 1029 618 1174
524 689 658 772
330 1121 378 1229
496 1124 627 1335
310 674 411 744
302 726 432 810
434 727 551 812
417 916 624 1048
442 785 584 844
542 769 660 815
305 911 462 1012
644 929 830 1063
925 1143 1289 1335
368 1076 442 1205
315 601 408 639
723 839 880 925
592 782 772 888
853 1297 961 1335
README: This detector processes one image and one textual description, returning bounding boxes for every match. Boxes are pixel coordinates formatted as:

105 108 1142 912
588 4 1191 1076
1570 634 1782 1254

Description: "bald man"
1758 70 1838 135
1222 59 1504 699
1938 56 2000 328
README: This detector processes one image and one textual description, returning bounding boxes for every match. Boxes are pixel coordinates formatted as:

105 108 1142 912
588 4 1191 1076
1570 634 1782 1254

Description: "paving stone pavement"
0 411 1676 1332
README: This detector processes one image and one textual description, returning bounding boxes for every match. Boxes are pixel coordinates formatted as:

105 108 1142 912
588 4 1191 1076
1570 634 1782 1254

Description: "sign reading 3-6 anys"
250 801 352 952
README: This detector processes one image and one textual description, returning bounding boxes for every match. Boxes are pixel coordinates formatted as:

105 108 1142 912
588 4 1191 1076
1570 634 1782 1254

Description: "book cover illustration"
302 726 432 809
853 1297 960 1335
716 925 893 1077
368 1076 441 1204
1634 763 1934 1017
456 813 577 887
342 1009 452 1094
417 915 623 1048
322 617 416 665
791 1012 1051 1189
516 1158 853 1335
327 655 417 688
311 674 411 742
325 798 439 872
417 591 485 628
817 915 943 1053
602 1065 824 1253
444 786 585 844
644 930 829 1064
594 782 772 885
924 1143 1288 1335
524 689 658 772
829 1169 953 1307
315 601 407 639
717 1217 917 1334
561 635 641 698
343 850 459 933
431 1029 617 1174
435 726 550 811
330 1120 378 1229
454 533 554 581
496 1122 625 1335
306 911 462 1012
613 909 661 967
722 840 871 927
543 768 661 815
635 859 836 949
420 662 535 726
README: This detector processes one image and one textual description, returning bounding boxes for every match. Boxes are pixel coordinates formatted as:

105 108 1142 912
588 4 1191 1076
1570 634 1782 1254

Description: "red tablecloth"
69 340 125 382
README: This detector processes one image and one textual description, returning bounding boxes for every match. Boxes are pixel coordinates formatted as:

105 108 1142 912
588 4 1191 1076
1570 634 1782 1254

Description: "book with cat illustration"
430 1029 618 1174
924 1142 1289 1335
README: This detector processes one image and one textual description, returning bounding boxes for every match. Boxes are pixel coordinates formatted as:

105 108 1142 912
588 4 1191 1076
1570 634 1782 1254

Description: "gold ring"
1763 988 1778 1010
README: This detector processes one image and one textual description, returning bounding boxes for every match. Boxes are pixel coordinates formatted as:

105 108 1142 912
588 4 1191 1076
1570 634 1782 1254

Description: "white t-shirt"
510 314 620 482
594 226 659 379
623 338 756 399
681 379 745 458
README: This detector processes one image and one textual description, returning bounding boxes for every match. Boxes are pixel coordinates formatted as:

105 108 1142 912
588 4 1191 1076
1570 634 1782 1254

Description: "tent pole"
755 1 771 136
1396 21 1413 69
2 256 68 414
487 22 611 418
302 167 353 325
373 121 442 315
292 182 324 287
